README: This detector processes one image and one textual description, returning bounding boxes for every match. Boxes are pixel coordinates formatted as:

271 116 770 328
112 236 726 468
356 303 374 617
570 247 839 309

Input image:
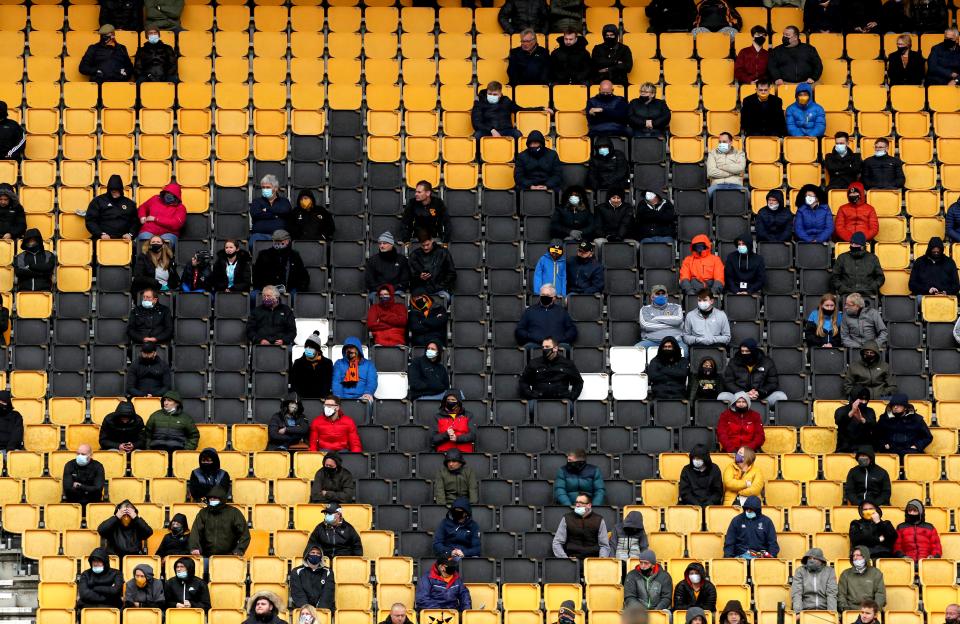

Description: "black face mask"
897 45 909 53
444 562 459 574
906 513 921 524
451 511 467 523
782 36 791 46
256 612 274 622
733 404 749 414
150 244 163 252
170 524 184 536
445 400 459 411
753 35 765 45
225 249 237 257
323 466 337 476
848 194 860 203
540 296 553 307
543 348 556 360
567 460 586 473
850 248 865 258
640 567 654 577
0 403 10 414
692 244 707 253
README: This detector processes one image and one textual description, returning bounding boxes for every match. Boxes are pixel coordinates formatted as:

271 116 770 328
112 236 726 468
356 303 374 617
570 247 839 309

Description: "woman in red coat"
895 499 942 560
716 391 765 452
137 182 187 247
367 283 408 346
309 396 362 453
431 392 477 453
834 182 879 242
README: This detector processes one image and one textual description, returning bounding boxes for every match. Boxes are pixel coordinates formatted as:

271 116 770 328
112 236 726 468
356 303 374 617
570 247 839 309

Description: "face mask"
735 453 744 463
567 460 586 473
737 245 748 255
225 248 237 257
653 295 668 306
806 560 823 572
324 406 337 417
853 558 866 570
805 196 817 206
782 36 791 46
692 243 707 253
692 458 704 469
445 561 459 574
574 506 587 517
300 616 315 624
688 573 701 584
380 295 391 303
858 457 870 467
261 297 277 308
767 202 780 211
543 348 555 359
445 400 459 410
208 499 221 507
303 347 316 359
797 94 810 105
76 454 90 466
540 296 553 306
451 511 467 522
597 147 610 157
425 348 438 359
906 513 921 524
754 35 765 45
136 577 147 588
645 191 657 202
851 248 865 257
307 554 323 565
92 565 104 574
642 94 654 102
875 150 887 158
324 513 337 524
897 45 909 53
147 34 160 44
170 524 183 535
697 300 712 311
640 567 653 577
262 188 274 199
744 511 756 519
848 193 860 203
733 403 749 413
835 143 848 154
568 195 581 206
717 142 730 153
164 404 177 414
162 193 177 206
486 94 500 104
529 146 541 154
176 570 188 579
273 242 287 250
142 299 154 309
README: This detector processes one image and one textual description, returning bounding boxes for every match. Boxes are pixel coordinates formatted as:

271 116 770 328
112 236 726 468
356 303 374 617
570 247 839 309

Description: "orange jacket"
679 235 725 286
834 182 879 242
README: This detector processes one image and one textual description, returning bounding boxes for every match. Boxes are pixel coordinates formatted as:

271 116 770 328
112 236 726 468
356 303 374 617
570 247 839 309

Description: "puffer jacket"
755 190 794 243
156 513 191 558
408 351 450 401
85 174 139 239
415 562 472 610
861 154 906 190
843 448 892 506
514 130 563 191
723 497 779 556
134 39 178 82
123 563 165 608
77 547 123 608
550 188 595 240
13 229 56 291
673 562 718 611
909 236 960 295
843 341 897 399
791 548 838 612
721 341 780 399
140 391 200 451
587 138 630 192
768 41 824 83
786 84 826 137
97 500 153 558
188 491 251 556
433 497 482 557
840 301 888 348
137 182 186 238
188 448 233 502
794 186 834 242
498 0 549 33
623 563 673 610
433 448 479 505
566 255 604 294
367 283 408 346
0 185 26 239
252 246 310 291
717 407 765 453
555 461 606 505
309 451 356 503
533 253 568 297
365 247 411 294
895 500 942 560
646 336 689 400
838 545 887 611
722 461 765 505
331 337 379 400
309 410 362 453
849 506 898 559
679 445 723 507
99 402 144 450
162 556 210 610
144 0 185 30
679 235 725 291
609 511 649 561
875 408 933 456
834 182 879 241
431 392 477 453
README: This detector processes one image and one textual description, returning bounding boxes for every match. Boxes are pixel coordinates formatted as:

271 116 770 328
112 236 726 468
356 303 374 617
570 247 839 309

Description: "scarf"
415 296 433 317
343 357 360 384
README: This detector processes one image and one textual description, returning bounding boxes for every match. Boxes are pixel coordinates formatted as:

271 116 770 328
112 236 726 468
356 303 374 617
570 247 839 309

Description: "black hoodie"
252 244 310 291
678 444 723 506
163 556 211 611
590 25 633 85
365 243 411 294
550 34 591 85
843 446 891 506
188 448 233 501
156 512 192 558
909 236 960 296
85 174 139 239
723 233 767 294
126 351 173 398
99 401 146 450
77 547 124 608
97 500 154 558
0 102 24 161
290 335 334 400
514 130 563 191
673 562 718 611
210 246 253 292
647 336 690 399
268 399 312 450
848 502 899 558
290 189 336 241
408 346 451 400
309 451 356 503
755 189 794 243
833 388 877 453
633 189 676 240
587 137 630 192
14 228 56 291
289 547 336 610
0 184 26 239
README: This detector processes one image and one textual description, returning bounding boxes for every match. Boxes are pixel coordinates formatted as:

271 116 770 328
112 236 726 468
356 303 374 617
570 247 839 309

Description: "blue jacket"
586 93 630 135
330 337 378 400
554 463 606 505
785 84 826 137
249 195 292 236
946 200 960 243
794 205 834 243
566 257 604 295
534 254 567 297
432 497 482 558
723 497 780 557
927 40 960 86
515 301 578 345
415 564 472 611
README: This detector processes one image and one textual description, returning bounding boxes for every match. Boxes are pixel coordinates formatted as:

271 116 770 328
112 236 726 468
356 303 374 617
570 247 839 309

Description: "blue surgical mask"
745 511 756 519
425 348 438 359
176 570 188 579
598 147 609 157
653 295 667 306
835 143 848 154
91 565 104 574
568 195 581 206
147 34 160 44
717 142 730 153
76 454 90 466
208 499 221 507
737 245 748 255
262 188 274 199
141 300 154 309
486 94 500 104
286 418 297 427
574 506 587 516
324 513 337 524
303 347 317 359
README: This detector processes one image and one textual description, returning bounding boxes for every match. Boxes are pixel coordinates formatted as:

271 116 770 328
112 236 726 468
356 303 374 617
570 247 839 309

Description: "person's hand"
120 442 133 452
2 234 10 240
823 343 833 348
598 67 609 73
775 79 785 86
116 509 126 519
748 389 759 400
361 393 375 402
490 128 501 137
140 217 147 224
806 78 815 84
191 549 201 555
274 339 284 345
950 79 959 86
452 549 464 557
122 234 132 240
872 513 881 524
531 185 547 190
543 107 554 115
146 216 156 222
260 339 271 345
589 107 603 115
278 427 286 435
176 603 186 609
73 482 81 489
645 120 653 129
952 72 959 79
930 288 940 294
101 233 111 240
192 256 199 266
420 272 431 280
120 69 127 77
910 445 918 450
884 444 891 450
569 229 582 240
737 291 748 295
745 480 752 487
449 430 457 441
183 601 191 608
865 21 877 30
128 508 137 518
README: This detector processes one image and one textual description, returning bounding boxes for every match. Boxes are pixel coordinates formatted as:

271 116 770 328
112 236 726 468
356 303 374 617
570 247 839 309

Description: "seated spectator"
433 498 481 558
689 357 723 402
140 390 199 452
247 285 297 346
844 0 882 32
515 285 577 347
267 399 311 451
844 447 891 505
507 30 550 85
143 0 183 30
135 25 177 82
309 396 362 453
0 102 25 161
591 25 632 85
947 196 960 243
587 139 629 193
843 341 897 400
252 230 309 295
434 448 478 505
691 0 742 38
674 562 717 612
741 81 786 137
548 0 584 34
623 550 672 610
98 500 153 559
179 249 213 293
638 286 684 349
98 0 141 30
520 337 584 400
0 391 23 454
792 548 838 612
717 395 766 453
137 182 186 247
431 392 477 453
768 26 823 85
555 448 606 505
705 132 746 198
13 228 54 291
401 181 450 243
77 548 123 609
188 486 249 557
722 495 779 557
719 339 787 407
367 284 408 346
124 564 165 609
609 511 649 561
875 394 932 456
849 503 898 559
126 342 171 398
835 183 879 242
289 189 335 241
835 388 876 453
156 514 191 559
409 233 457 307
646 336 689 399
722 447 765 505
290 332 333 400
825 132 864 189
567 240 604 294
734 26 770 85
834 234 885 297
756 190 793 243
552 492 610 559
209 239 252 293
910 237 960 296
795 184 834 242
0 184 26 240
551 187 594 241
627 82 671 137
409 342 450 401
306 503 364 558
926 27 960 86
686 608 708 624
415 555 471 611
848 600 883 624
188 448 232 502
243 593 286 624
249 174 291 246
895 500 942 560
786 84 826 137
805 293 842 348
132 236 179 293
549 29 591 85
680 237 725 295
679 445 723 507
63 444 105 505
498 0 548 34
586 80 629 137
681 290 731 346
887 34 926 86
841 293 888 348
409 293 449 347
99 401 144 453
472 81 524 141
331 338 378 402
724 234 766 294
861 138 905 190
365 232 410 299
163 557 209 610
911 0 950 33
86 174 138 240
804 0 842 32
80 25 134 83
646 0 696 33
533 240 568 297
289 545 335 611
719 601 749 624
634 189 676 243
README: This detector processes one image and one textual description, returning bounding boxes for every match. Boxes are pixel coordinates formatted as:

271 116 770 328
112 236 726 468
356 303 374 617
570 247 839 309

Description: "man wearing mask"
590 25 633 85
623 549 673 611
515 285 577 347
434 448 479 505
824 132 863 189
533 240 568 297
249 174 292 247
609 511 649 561
844 447 891 505
768 26 824 85
520 336 584 400
627 82 671 137
268 399 311 451
791 548 838 612
309 395 363 453
681 290 731 347
77 548 123 609
718 339 788 408
247 285 297 346
551 187 595 242
927 27 960 85
705 132 746 199
290 332 333 400
189 486 250 556
740 81 786 137
408 341 451 401
140 390 200 451
365 232 410 300
849 504 898 559
85 174 138 240
498 0 548 34
289 189 335 241
368 284 408 346
673 563 717 611
756 190 794 243
156 514 192 558
164 557 210 610
126 342 172 398
786 84 826 137
566 240 604 295
944 604 960 624
188 448 232 502
13 228 56 291
433 497 482 558
0 391 23 455
555 448 606 506
680 236 725 295
409 233 457 307
471 81 544 142
331 337 378 402
587 140 629 194
910 237 960 296
834 388 877 453
832 234 885 297
586 80 629 137
895 500 942 560
124 563 165 609
552 492 610 559
310 451 356 504
723 234 766 294
835 183 879 242
128 288 173 345
633 189 676 244
307 503 364 558
415 555 472 611
678 445 723 506
646 336 690 400
99 401 144 453
0 184 26 240
97 500 153 559
400 180 451 243
861 138 905 190
841 293 888 348
734 27 770 84
80 25 134 83
0 101 25 162
507 29 550 86
134 25 178 82
63 444 105 506
289 545 336 610
409 294 449 347
514 130 563 192
875 395 933 457
252 230 310 296
722 496 780 558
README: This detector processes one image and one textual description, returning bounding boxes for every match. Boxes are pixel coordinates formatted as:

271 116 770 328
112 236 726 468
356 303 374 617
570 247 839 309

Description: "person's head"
691 236 711 257
576 240 594 261
888 393 911 416
650 285 668 307
107 175 124 199
444 448 464 473
635 549 657 574
425 341 441 362
897 34 912 53
765 189 783 211
77 444 93 465
323 395 341 419
389 604 408 624
539 283 557 306
852 551 871 578
639 82 656 102
751 25 767 45
928 236 946 259
643 188 661 205
378 285 393 305
658 336 681 362
254 597 274 617
945 28 959 48
174 560 188 577
755 80 771 101
437 555 458 577
0 390 13 413
140 288 158 311
845 292 864 316
486 81 503 104
259 174 279 200
860 343 879 365
542 336 559 360
139 342 157 361
450 502 470 524
573 492 592 516
697 289 715 312
735 235 751 256
272 229 291 250
735 446 755 468
737 339 760 365
134 566 149 587
698 357 717 377
443 392 461 413
223 239 239 258
418 231 435 253
716 132 733 153
148 235 165 253
161 391 181 414
855 447 873 468
782 26 799 47
90 556 106 573
0 191 8 207
874 137 889 158
566 187 584 208
377 231 396 253
859 500 878 519
732 395 750 414
414 180 433 204
323 503 342 525
261 285 280 308
562 28 578 47
566 449 587 472
721 603 744 624
144 25 160 44
905 500 923 522
305 545 323 567
520 29 537 52
945 603 960 624
598 80 614 97
804 186 820 207
602 23 619 43
99 23 116 44
835 131 850 154
815 293 839 337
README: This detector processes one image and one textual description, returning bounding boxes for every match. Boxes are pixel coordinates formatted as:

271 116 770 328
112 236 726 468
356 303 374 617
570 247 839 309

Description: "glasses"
323 403 338 408
521 37 535 44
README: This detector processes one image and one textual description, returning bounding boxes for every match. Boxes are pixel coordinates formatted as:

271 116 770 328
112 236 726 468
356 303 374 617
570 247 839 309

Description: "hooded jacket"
79 39 135 83
910 237 960 295
209 247 252 292
0 185 26 239
673 563 718 611
595 193 634 240
471 89 523 136
140 390 199 451
861 152 906 191
498 0 549 34
507 42 551 86
927 37 960 86
248 299 297 345
163 556 210 610
134 38 177 82
634 192 676 240
566 252 604 295
243 591 288 624
724 235 766 294
768 40 824 83
124 563 165 608
834 394 877 453
137 183 186 238
723 497 779 556
515 131 563 191
844 448 892 505
680 235 726 291
63 454 105 505
840 300 888 348
368 283 408 346
740 91 786 137
156 513 192 558
0 397 23 451
309 407 362 453
86 175 139 239
848 505 898 559
623 560 673 610
126 352 172 398
310 451 356 503
722 456 765 505
646 336 690 400
408 349 450 400
77 547 123 608
400 194 451 243
838 545 887 611
365 245 411 294
791 548 838 612
627 94 671 137
609 511 648 561
843 341 897 399
434 448 479 505
551 187 595 240
188 448 233 501
825 145 864 189
720 601 749 624
519 351 584 399
590 26 633 85
188 489 251 556
290 339 334 400
250 191 292 237
756 191 794 243
586 91 630 136
433 497 482 557
705 145 746 186
895 500 942 560
144 0 184 30
431 392 477 453
409 243 457 296
875 404 933 456
331 337 378 399
717 393 766 452
639 297 684 343
99 0 142 30
533 251 568 297
835 183 879 242
268 399 312 450
555 459 606 506
795 185 834 242
0 105 24 161
306 516 364 558
98 500 153 558
587 138 630 192
786 84 827 137
14 228 55 291
722 340 781 399
408 295 448 347
681 304 731 347
515 299 577 345
289 190 335 241
679 444 724 507
289 548 336 610
415 561 472 610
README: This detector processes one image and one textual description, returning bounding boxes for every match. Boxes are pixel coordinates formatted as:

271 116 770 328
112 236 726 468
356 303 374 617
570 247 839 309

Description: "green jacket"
187 505 250 556
830 250 885 297
837 546 886 612
140 406 199 451
433 465 479 506
144 0 185 31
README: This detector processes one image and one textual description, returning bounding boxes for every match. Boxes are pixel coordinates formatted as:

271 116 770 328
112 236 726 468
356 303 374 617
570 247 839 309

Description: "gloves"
569 229 582 240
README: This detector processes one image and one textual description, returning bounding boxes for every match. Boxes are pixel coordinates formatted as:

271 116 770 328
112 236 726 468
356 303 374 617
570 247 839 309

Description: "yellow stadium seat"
40 557 79 583
3 503 40 534
24 423 58 452
928 428 958 456
664 506 701 534
799 426 837 454
64 424 100 451
444 163 480 188
128 450 167 478
704 506 738 533
640 480 678 506
745 137 781 164
62 529 100 559
918 559 958 587
165 609 206 624
583 558 623 585
0 6 27 31
23 529 60 561
502 584 539 610
358 530 394 559
209 583 246 610
921 295 958 322
16 291 52 319
108 477 146 503
209 556 246 583
38 583 77 610
647 532 684 560
274 530 309 559
332 556 370 584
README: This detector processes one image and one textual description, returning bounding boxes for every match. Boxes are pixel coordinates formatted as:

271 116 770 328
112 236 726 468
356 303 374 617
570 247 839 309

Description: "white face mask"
835 143 847 154
875 149 887 158
805 195 818 206
147 34 160 44
486 94 500 104
644 191 657 202
717 142 730 153
324 406 337 417
692 458 704 469
767 202 780 211
852 558 866 570
688 573 701 584
425 349 438 359
568 195 581 206
76 454 90 466
697 300 712 311
598 147 610 157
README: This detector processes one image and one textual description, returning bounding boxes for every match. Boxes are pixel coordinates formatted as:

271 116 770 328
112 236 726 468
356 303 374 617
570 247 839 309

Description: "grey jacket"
791 549 838 612
681 308 731 346
639 302 684 343
623 565 673 610
609 511 649 561
840 304 888 348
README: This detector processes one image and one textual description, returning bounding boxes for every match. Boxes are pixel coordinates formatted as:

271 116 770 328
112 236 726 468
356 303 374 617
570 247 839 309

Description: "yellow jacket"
722 462 765 505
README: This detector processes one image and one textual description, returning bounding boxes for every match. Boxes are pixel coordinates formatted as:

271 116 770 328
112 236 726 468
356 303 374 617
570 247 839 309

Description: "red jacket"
138 182 187 238
367 283 408 346
309 413 362 452
433 410 477 453
834 182 879 242
895 502 942 560
716 408 765 452
734 45 769 84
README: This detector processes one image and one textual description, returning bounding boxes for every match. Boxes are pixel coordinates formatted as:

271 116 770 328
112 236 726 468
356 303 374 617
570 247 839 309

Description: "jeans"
635 338 688 356
707 183 744 199
137 232 178 248
717 390 788 407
